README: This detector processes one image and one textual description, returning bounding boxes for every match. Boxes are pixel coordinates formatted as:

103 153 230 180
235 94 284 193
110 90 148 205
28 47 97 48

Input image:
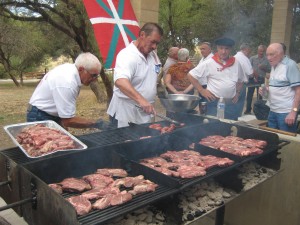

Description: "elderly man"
234 43 252 116
244 45 271 114
107 22 163 127
27 52 108 129
187 37 248 120
162 47 180 77
198 41 214 102
264 43 300 132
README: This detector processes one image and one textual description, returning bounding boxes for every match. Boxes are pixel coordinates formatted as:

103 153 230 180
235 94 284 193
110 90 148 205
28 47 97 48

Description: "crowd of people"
26 22 300 133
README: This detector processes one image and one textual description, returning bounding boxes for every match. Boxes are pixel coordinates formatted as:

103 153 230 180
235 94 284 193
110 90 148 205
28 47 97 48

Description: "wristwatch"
292 107 298 112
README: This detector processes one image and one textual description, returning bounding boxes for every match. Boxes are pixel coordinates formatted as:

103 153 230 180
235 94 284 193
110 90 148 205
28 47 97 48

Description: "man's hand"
93 119 113 130
200 89 216 102
285 111 297 126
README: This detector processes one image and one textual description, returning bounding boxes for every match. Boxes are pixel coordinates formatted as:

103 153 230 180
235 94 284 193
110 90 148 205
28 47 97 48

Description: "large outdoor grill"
0 114 289 225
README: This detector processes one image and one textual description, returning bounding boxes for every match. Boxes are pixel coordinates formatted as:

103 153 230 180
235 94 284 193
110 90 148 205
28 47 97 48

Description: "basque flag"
82 0 140 69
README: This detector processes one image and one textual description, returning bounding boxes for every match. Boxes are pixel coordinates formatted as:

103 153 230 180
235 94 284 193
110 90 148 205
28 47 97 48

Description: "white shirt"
189 58 247 98
197 52 214 85
234 51 253 79
107 42 161 127
269 56 300 113
29 63 81 118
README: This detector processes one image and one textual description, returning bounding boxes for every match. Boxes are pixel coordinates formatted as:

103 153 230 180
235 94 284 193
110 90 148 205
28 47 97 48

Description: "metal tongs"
134 104 182 126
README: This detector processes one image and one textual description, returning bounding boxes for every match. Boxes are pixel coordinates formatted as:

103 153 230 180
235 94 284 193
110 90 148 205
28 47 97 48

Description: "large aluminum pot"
159 94 201 112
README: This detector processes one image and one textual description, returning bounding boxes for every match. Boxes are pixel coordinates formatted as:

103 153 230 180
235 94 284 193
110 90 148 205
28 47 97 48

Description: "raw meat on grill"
96 168 128 177
148 123 182 134
16 124 76 157
140 150 234 178
110 191 133 206
59 177 91 192
92 194 114 210
112 175 145 188
67 195 92 216
128 180 158 195
81 187 120 200
48 183 63 194
83 173 114 189
198 135 267 157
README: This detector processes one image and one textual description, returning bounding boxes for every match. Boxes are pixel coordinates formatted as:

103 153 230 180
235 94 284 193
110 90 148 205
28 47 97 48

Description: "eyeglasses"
85 69 99 79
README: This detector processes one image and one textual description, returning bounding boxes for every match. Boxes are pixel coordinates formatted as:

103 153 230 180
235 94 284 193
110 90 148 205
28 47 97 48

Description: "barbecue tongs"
135 104 182 126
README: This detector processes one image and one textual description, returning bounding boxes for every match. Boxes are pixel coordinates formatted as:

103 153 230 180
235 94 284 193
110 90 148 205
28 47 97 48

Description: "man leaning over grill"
107 22 164 128
187 37 248 120
262 43 300 132
27 52 110 130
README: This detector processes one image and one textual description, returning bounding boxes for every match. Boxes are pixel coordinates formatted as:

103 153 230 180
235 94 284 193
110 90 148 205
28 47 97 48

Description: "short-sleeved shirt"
29 63 81 118
250 54 271 79
269 56 300 113
189 58 248 99
197 53 214 85
107 42 161 127
234 51 253 78
167 62 194 91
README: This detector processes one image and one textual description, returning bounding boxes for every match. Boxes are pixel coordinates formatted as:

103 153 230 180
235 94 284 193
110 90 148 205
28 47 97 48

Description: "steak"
67 195 92 216
48 183 63 194
60 178 91 192
83 173 114 189
96 168 128 177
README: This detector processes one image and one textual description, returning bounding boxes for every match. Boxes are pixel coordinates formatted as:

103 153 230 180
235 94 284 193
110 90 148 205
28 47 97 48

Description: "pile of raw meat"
140 150 234 178
16 124 76 157
48 168 158 216
199 135 267 157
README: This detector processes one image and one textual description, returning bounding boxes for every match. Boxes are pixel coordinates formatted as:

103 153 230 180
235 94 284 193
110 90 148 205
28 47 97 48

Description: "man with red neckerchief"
187 37 248 120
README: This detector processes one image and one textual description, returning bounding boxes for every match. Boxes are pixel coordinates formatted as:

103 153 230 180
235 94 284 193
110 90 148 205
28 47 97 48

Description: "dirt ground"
0 81 167 150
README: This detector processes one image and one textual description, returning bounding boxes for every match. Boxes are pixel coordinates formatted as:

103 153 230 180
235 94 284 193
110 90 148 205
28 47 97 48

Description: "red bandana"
212 53 235 71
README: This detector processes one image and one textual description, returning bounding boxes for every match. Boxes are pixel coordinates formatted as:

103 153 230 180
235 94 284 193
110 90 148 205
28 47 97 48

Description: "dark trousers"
246 86 262 112
27 105 61 124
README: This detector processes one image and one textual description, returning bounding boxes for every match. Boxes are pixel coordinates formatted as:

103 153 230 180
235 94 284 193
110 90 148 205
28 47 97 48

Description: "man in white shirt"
234 43 252 117
264 43 300 132
27 52 108 129
187 37 248 120
197 42 214 103
107 22 164 127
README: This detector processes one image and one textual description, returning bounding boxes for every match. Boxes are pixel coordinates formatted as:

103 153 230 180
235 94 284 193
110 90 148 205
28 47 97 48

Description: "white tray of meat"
4 120 87 158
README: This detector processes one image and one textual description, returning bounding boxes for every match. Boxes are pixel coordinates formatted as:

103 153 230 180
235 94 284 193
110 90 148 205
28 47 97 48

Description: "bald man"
264 43 300 132
162 47 180 77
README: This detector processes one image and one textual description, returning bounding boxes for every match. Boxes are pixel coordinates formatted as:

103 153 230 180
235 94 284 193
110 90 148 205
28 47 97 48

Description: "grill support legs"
215 205 225 225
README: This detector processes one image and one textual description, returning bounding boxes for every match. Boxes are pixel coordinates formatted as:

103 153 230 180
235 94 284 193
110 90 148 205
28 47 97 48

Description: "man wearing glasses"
27 52 108 129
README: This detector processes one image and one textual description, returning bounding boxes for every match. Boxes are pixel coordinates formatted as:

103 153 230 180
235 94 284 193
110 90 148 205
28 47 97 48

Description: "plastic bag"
253 100 270 120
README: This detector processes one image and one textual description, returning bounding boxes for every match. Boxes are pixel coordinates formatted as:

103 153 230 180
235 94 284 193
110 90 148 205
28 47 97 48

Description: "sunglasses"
85 69 99 79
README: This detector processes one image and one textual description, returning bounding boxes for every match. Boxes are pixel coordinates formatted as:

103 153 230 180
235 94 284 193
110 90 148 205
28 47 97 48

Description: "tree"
0 0 112 103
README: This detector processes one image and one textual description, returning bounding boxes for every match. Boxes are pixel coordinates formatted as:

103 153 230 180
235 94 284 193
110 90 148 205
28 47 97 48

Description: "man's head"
135 22 163 57
240 43 251 57
177 48 190 62
199 42 212 59
266 43 285 67
257 45 266 58
168 47 180 60
214 37 235 60
75 52 102 86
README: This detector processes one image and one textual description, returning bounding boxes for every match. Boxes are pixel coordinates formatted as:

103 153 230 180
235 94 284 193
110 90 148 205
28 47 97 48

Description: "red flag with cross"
82 0 140 69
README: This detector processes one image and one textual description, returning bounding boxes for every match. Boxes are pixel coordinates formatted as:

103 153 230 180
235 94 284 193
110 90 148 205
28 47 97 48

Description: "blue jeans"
27 105 61 124
268 111 297 132
235 84 246 116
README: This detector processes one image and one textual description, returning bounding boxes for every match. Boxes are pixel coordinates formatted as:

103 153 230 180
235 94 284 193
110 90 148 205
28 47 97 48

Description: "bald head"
266 43 285 67
168 47 180 60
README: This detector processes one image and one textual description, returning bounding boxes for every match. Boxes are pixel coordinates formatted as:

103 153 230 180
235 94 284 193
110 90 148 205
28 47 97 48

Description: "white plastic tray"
4 120 87 158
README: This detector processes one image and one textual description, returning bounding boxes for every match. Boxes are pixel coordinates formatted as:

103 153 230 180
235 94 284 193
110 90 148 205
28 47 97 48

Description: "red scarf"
212 53 235 71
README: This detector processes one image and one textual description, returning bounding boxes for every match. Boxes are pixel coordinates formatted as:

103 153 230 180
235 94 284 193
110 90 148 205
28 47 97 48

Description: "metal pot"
159 94 201 112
